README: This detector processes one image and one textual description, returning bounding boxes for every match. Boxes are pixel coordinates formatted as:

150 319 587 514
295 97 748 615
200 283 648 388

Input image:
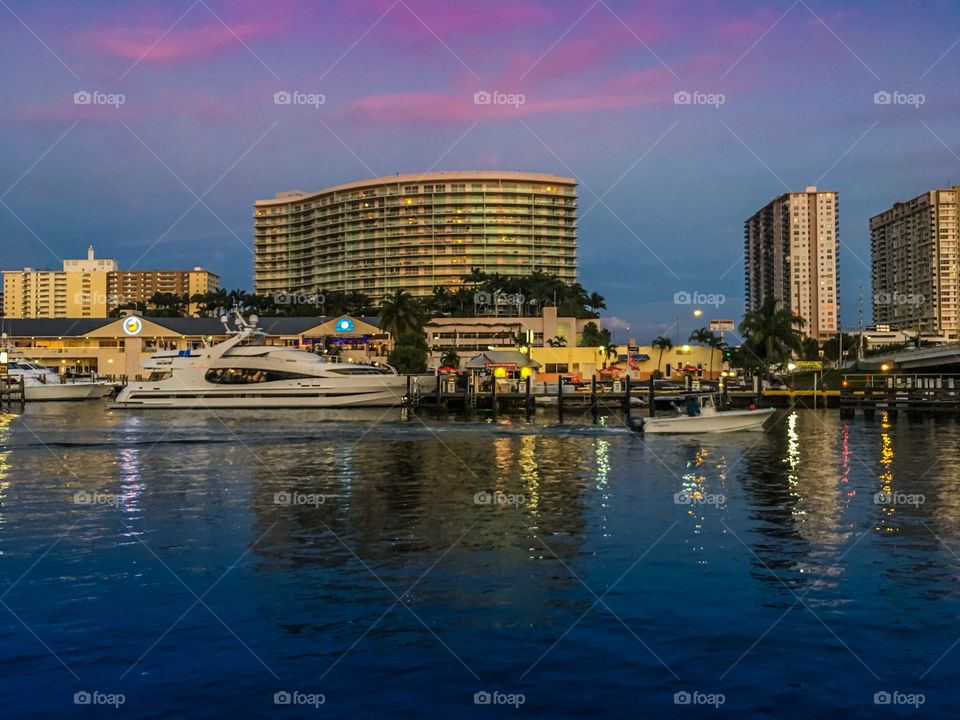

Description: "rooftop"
0 316 381 338
256 171 577 205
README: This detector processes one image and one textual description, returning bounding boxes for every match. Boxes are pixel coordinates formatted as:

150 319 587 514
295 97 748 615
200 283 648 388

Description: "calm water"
2 403 960 718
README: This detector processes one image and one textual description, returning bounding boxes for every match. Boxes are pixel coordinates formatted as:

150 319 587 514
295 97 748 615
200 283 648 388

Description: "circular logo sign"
122 316 143 336
335 318 354 333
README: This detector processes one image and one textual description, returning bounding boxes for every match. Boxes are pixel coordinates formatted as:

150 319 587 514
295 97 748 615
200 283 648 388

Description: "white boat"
535 394 645 406
4 359 114 401
634 394 774 433
113 311 408 409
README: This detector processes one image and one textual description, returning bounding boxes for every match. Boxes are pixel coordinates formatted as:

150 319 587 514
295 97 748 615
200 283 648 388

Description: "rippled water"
2 404 960 717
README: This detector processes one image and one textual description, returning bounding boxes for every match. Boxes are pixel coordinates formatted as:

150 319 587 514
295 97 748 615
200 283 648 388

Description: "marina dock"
839 373 960 417
0 376 25 411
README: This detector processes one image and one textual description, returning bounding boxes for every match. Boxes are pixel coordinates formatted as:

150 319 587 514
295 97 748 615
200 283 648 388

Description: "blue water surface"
1 404 958 718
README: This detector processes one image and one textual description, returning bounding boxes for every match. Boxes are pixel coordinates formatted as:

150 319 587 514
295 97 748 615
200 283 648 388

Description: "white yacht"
4 359 114 401
113 312 408 409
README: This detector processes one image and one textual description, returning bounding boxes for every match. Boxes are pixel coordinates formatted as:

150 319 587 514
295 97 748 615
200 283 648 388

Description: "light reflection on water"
2 403 960 717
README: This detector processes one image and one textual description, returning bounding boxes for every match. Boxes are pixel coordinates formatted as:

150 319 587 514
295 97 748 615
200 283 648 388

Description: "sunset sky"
2 0 959 339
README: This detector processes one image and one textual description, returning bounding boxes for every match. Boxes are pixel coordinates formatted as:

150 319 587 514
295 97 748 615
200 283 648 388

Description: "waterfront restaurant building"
254 171 578 302
0 315 390 380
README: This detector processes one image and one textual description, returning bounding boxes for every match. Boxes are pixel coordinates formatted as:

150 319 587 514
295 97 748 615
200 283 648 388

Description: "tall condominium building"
744 186 839 340
2 246 220 318
870 185 960 339
254 171 578 301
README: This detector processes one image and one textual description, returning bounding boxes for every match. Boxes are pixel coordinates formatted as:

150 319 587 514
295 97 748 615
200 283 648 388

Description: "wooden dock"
405 375 786 421
839 373 960 417
0 375 25 411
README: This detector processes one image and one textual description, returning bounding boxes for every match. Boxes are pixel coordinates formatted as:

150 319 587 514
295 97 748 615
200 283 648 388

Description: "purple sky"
2 0 959 341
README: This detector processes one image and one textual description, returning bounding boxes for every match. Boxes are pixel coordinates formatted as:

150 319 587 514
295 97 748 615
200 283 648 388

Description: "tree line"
650 301 886 380
116 270 606 321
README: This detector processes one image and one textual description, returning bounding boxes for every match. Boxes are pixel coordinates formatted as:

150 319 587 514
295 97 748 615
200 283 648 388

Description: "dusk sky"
2 0 959 340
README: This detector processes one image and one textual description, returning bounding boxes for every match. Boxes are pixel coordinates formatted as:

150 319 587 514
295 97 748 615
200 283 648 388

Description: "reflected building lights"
494 437 514 477
117 447 144 516
679 448 711 539
518 435 540 511
876 411 898 534
0 413 14 527
595 438 611 537
785 412 800 498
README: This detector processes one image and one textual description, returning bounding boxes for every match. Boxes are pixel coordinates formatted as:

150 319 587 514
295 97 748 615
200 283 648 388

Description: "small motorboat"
632 394 774 433
4 359 114 401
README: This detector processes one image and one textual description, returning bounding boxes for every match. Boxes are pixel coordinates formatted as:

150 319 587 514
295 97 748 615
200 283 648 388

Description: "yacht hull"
112 380 408 409
24 382 108 401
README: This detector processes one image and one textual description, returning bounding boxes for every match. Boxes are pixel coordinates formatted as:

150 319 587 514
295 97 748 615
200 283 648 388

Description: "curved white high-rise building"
254 171 578 301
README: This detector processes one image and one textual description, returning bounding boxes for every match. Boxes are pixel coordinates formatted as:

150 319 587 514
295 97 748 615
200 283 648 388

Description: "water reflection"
116 447 143 516
875 411 898 535
249 434 596 568
0 413 13 527
738 412 855 593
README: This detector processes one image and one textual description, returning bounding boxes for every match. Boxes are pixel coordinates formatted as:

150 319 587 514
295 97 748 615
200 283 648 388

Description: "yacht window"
204 368 316 384
327 367 392 375
147 371 173 381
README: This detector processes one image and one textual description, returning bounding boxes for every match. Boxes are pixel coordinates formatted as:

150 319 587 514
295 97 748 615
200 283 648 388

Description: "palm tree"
588 292 606 316
429 286 453 317
147 292 189 317
738 301 806 375
651 335 673 377
602 342 618 368
378 289 425 338
464 268 487 289
547 335 567 347
439 347 460 368
689 328 722 379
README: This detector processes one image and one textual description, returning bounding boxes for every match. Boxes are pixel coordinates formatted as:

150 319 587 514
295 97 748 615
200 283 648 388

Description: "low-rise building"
2 246 220 318
426 306 596 357
528 342 719 383
0 314 389 379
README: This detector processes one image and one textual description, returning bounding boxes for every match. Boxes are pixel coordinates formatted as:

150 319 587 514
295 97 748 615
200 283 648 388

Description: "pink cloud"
345 67 675 123
342 0 554 37
341 47 744 124
90 22 261 63
85 1 300 64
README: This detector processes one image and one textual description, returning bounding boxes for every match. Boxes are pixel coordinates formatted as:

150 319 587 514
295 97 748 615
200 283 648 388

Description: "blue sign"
335 318 355 333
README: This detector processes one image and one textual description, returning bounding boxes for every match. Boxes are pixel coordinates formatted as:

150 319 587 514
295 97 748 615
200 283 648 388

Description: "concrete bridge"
859 343 960 371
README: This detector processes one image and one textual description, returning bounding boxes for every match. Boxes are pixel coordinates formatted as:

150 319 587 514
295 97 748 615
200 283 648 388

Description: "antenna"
858 284 864 359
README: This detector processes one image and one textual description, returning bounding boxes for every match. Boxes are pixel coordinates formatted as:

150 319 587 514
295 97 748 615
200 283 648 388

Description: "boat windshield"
7 361 48 372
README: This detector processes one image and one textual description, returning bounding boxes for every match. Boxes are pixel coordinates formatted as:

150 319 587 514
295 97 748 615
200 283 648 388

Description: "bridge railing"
841 373 960 391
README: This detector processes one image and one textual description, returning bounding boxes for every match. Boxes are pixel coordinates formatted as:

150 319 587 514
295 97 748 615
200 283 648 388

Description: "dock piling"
648 377 655 417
